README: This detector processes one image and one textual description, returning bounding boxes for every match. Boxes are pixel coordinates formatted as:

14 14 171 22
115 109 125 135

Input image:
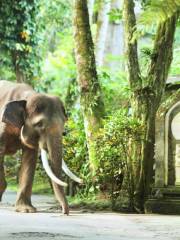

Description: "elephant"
0 80 82 214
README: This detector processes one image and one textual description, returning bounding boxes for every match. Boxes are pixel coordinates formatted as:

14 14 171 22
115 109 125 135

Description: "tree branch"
123 0 141 90
148 13 178 101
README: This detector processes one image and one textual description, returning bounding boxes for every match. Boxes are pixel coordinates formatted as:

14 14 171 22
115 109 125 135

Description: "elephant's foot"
15 198 36 213
62 204 69 215
0 193 3 202
0 181 7 202
0 188 6 202
15 204 37 213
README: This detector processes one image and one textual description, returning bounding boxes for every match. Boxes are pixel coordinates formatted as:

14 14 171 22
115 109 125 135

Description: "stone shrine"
145 80 180 214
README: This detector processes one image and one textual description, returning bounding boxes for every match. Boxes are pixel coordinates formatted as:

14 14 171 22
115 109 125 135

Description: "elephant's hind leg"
15 147 37 213
0 156 7 201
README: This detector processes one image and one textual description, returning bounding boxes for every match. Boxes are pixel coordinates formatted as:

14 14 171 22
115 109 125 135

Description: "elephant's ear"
1 100 27 129
53 96 68 121
61 103 68 121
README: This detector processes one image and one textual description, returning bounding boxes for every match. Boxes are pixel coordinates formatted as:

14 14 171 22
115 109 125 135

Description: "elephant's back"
0 80 34 107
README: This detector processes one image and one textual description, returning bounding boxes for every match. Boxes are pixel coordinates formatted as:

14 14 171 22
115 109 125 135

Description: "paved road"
0 191 180 240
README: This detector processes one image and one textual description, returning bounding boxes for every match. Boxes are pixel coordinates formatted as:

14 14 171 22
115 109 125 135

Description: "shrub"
63 111 95 197
95 110 143 209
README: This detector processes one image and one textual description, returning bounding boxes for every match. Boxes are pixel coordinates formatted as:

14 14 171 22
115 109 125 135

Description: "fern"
138 0 180 27
131 0 180 41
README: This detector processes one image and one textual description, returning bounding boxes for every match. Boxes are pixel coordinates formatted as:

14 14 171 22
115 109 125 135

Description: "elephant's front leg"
52 182 69 215
0 156 7 201
15 147 37 213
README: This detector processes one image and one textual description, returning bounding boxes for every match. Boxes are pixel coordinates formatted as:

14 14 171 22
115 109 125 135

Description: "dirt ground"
0 191 180 240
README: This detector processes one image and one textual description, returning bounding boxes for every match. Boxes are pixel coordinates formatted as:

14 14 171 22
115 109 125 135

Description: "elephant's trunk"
44 130 83 185
46 134 69 214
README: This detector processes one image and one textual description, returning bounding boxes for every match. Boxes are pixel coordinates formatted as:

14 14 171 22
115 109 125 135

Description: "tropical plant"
0 0 41 83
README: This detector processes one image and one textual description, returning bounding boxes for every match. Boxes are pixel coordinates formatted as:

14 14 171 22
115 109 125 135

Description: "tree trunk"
73 0 105 170
12 51 26 83
123 0 178 211
129 90 156 211
15 65 26 83
95 0 111 67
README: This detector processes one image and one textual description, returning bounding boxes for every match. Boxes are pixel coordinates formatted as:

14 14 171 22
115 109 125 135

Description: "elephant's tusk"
20 126 35 149
62 160 83 184
40 149 68 187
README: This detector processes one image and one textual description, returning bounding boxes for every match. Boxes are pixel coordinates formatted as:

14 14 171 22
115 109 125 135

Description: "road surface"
0 191 180 240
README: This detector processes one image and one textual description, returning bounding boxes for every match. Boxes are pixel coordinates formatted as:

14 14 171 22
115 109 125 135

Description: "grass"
7 177 52 195
68 196 112 211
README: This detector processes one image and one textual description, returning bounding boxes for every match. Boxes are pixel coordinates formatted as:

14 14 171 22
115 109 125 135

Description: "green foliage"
62 107 143 209
138 0 180 28
0 0 41 82
170 48 180 75
34 158 52 194
138 24 180 77
108 8 122 24
139 43 154 75
170 26 180 75
5 152 52 194
95 110 143 208
40 0 71 29
5 153 21 187
98 67 130 114
39 0 72 54
37 30 76 99
68 196 111 211
132 0 180 42
63 110 95 197
63 112 87 175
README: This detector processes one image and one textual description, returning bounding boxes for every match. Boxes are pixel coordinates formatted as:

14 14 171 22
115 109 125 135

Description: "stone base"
145 199 180 214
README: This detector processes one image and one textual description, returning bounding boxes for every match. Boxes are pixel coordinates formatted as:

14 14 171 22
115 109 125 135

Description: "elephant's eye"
33 120 43 128
36 104 45 113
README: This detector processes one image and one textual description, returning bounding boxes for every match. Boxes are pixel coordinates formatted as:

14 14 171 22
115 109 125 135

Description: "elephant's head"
1 93 82 187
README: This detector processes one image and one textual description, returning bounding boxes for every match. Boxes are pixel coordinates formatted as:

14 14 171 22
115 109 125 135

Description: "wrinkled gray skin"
0 81 69 214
